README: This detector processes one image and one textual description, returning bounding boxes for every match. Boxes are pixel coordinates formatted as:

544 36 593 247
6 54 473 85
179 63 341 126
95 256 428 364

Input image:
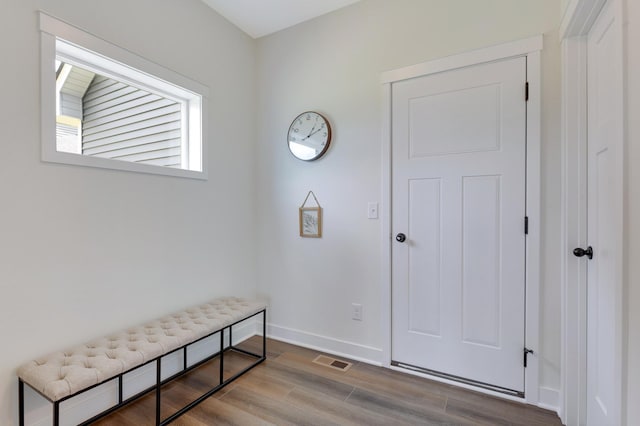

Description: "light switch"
368 202 379 219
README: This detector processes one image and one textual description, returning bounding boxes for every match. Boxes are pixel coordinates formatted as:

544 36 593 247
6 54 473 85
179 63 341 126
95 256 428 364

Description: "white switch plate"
352 303 363 321
367 202 378 219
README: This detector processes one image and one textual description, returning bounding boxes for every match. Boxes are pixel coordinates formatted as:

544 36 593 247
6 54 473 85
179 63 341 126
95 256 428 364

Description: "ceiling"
201 0 362 39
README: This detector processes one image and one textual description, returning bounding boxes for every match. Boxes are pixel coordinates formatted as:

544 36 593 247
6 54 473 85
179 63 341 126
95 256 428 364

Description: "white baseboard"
266 323 383 365
538 386 561 413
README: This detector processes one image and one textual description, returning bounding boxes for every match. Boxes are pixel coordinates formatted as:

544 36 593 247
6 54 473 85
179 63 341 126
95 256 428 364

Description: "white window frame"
40 12 209 179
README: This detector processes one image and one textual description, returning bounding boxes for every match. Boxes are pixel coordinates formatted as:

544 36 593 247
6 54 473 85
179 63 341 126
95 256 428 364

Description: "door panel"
408 84 501 157
407 178 442 336
392 56 526 392
462 175 501 348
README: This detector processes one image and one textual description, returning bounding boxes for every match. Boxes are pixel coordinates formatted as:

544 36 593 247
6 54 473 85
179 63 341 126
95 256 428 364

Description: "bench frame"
19 309 266 426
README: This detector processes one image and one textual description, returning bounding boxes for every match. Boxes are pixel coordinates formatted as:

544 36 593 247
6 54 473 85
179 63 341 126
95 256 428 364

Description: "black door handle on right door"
573 246 593 260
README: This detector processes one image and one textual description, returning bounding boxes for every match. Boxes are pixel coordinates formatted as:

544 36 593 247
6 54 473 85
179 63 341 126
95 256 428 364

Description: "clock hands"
303 116 319 140
301 117 327 142
306 128 324 139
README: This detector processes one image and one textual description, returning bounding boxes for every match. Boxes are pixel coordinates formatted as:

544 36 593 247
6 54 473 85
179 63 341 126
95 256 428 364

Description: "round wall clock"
287 111 332 161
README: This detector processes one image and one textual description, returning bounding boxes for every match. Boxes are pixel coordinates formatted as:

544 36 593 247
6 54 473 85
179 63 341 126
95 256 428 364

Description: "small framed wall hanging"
299 191 322 238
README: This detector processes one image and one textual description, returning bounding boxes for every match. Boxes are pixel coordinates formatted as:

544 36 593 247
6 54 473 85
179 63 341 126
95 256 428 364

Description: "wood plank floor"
93 337 562 425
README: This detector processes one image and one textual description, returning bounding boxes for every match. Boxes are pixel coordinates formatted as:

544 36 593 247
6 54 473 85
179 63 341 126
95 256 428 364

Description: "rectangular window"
40 13 208 179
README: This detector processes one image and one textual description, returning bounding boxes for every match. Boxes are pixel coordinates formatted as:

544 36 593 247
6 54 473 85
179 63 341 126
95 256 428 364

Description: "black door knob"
573 246 593 260
396 233 406 243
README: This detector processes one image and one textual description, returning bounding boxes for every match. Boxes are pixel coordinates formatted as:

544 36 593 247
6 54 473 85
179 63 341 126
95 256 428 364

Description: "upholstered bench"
17 297 266 426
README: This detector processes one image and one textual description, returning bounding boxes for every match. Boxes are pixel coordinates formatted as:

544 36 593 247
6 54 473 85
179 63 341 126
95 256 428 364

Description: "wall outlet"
352 303 363 321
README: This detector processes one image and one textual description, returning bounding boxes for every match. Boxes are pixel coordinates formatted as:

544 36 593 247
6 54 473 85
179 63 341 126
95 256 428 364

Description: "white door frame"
380 35 542 405
560 0 625 424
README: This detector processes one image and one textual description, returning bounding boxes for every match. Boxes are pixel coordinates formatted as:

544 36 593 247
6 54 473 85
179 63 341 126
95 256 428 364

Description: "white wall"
256 0 561 399
0 0 257 424
561 0 572 20
625 0 639 423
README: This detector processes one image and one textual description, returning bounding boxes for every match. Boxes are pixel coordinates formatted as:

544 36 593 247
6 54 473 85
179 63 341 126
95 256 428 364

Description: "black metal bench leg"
184 346 188 370
19 380 24 426
263 309 267 358
53 401 59 426
219 329 224 385
156 358 162 426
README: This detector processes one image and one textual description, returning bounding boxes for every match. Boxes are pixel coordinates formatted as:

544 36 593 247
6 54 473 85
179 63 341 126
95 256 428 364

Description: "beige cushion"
17 297 265 401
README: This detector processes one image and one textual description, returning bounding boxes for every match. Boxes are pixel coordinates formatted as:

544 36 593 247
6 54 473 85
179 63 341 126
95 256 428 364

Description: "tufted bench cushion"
17 297 266 402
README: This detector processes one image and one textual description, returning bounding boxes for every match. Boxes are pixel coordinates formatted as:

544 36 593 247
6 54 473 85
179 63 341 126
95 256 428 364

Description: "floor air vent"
312 355 353 371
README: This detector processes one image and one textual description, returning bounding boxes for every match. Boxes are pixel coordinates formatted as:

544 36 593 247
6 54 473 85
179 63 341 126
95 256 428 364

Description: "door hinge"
524 216 529 235
524 348 534 368
525 82 529 101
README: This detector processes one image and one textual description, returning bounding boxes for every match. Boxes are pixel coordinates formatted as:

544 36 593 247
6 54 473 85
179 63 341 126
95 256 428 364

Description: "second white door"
585 0 624 424
391 56 527 393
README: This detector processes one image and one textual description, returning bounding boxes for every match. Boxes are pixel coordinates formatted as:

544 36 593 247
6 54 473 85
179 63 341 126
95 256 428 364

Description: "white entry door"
583 1 624 424
391 56 527 393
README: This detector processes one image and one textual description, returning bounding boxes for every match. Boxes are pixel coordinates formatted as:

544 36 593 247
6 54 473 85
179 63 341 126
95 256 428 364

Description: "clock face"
287 111 331 161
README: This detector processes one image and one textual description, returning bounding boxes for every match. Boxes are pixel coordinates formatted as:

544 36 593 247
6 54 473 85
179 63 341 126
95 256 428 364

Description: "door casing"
380 35 543 405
